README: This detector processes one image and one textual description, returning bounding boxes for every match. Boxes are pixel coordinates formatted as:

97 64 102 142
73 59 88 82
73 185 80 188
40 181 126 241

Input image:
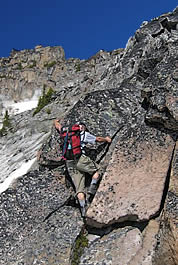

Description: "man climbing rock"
54 120 112 217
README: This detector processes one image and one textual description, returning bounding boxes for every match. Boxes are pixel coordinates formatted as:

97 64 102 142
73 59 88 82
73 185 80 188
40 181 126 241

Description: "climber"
54 120 112 217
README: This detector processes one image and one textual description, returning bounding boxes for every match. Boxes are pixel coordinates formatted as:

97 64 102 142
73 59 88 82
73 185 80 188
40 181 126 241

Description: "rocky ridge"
0 7 178 265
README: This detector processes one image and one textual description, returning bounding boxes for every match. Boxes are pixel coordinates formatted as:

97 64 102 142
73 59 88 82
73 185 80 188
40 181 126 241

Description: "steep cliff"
0 7 177 265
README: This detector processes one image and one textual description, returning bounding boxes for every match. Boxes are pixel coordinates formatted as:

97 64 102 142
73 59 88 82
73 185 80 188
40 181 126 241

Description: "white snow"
9 100 38 114
0 92 41 193
0 89 40 126
0 90 42 192
0 157 36 193
0 99 38 128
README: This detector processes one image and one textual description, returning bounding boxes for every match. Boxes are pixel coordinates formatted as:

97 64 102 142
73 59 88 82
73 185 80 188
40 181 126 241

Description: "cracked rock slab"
80 227 142 265
153 142 178 265
80 220 159 265
86 130 175 227
128 220 159 265
153 192 178 265
169 141 178 195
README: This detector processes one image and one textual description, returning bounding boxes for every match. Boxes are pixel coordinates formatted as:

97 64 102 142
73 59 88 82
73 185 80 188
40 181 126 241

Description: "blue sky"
0 1 177 60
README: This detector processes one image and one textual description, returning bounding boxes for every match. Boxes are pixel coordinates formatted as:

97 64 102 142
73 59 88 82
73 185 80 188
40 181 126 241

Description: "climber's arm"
54 120 62 132
95 136 112 143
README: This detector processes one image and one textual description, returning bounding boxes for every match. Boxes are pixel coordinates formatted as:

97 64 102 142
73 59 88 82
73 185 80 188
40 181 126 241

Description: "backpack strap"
62 130 69 160
80 131 86 152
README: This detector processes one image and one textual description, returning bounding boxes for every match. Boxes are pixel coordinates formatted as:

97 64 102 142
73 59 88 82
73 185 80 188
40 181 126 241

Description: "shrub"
17 63 22 70
33 86 54 116
75 63 81 72
71 231 88 265
44 61 56 68
46 108 51 114
0 110 12 136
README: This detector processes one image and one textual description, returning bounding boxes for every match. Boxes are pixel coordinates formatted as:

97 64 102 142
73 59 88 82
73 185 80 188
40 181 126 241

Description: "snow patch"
0 89 41 126
9 100 38 114
0 157 36 193
0 99 38 128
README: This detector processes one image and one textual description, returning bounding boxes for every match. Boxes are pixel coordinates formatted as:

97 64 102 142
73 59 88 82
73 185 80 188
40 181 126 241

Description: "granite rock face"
80 220 159 265
153 143 178 265
152 191 178 265
0 45 124 119
80 227 143 265
0 170 83 265
87 133 175 227
0 6 177 265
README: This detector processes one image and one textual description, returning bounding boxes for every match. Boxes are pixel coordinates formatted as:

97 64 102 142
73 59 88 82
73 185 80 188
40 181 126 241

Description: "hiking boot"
88 183 97 195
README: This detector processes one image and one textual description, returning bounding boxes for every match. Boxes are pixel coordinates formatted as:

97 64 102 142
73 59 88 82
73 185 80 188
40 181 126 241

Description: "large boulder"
80 220 159 265
80 227 143 265
86 128 175 227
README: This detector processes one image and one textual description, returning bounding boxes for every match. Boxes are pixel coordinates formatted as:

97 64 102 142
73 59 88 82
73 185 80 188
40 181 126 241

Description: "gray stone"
80 227 142 265
172 69 178 81
128 220 159 265
0 170 83 265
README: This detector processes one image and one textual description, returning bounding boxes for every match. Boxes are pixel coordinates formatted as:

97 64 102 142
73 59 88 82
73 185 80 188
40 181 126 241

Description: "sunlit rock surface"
0 6 177 265
86 134 175 227
153 142 178 265
80 220 159 265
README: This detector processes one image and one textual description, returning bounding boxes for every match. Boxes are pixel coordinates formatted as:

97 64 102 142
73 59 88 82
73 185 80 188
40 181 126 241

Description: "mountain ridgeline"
0 7 177 265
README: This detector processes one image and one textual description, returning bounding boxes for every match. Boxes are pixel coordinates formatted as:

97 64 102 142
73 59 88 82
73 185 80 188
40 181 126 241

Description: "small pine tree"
3 110 10 127
0 110 11 136
33 86 54 116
